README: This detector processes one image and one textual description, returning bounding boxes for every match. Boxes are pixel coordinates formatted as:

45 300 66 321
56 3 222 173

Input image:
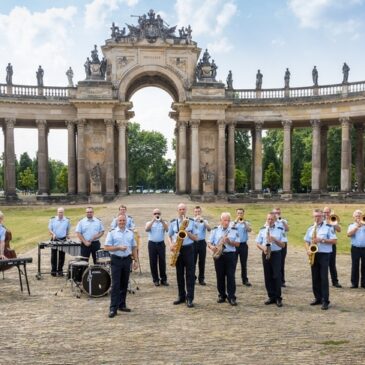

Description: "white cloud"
271 38 286 47
84 0 138 29
207 37 233 53
175 0 237 36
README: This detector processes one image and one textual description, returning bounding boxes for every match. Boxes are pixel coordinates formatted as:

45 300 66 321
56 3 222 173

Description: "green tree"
235 168 248 192
56 166 68 193
48 159 66 192
235 129 251 188
18 167 36 192
263 162 280 191
300 161 312 192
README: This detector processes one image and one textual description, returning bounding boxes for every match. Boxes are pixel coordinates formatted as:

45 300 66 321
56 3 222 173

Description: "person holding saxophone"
208 212 239 306
256 213 286 307
304 208 337 310
168 203 198 308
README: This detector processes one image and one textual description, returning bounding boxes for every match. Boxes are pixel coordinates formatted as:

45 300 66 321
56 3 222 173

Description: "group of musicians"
3 203 365 316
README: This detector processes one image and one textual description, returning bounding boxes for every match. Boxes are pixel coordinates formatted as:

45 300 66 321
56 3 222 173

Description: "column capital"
104 119 115 127
36 119 47 127
116 119 128 129
178 120 188 129
310 119 321 128
281 119 292 129
65 120 77 128
190 119 200 128
217 119 226 128
340 116 351 126
4 118 16 128
254 120 264 132
227 120 237 129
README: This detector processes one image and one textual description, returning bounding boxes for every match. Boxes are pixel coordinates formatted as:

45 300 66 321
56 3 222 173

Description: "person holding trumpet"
256 213 286 307
347 210 365 289
304 209 337 310
323 206 342 288
145 208 169 287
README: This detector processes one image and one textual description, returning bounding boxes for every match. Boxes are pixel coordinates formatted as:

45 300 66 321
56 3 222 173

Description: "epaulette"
277 226 283 230
128 215 133 219
109 228 116 232
50 216 55 219
260 226 266 230
213 226 218 230
189 217 194 221
170 218 176 222
231 227 237 230
326 224 332 228
95 217 101 221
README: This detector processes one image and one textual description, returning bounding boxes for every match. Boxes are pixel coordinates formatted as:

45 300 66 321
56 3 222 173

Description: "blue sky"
0 0 365 162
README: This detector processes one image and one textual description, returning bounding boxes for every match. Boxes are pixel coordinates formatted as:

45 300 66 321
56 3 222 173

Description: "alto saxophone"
169 216 189 267
265 226 272 260
308 223 318 266
212 229 230 260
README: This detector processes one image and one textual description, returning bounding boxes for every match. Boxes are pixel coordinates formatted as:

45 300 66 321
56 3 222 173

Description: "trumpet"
328 214 340 226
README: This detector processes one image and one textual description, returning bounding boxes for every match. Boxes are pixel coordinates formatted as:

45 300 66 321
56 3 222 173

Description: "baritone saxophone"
170 217 189 267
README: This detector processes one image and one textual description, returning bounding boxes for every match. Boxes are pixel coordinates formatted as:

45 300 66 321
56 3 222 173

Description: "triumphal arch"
1 9 365 201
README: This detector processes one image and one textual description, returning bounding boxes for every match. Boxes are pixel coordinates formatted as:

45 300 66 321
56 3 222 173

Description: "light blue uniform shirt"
347 223 365 247
48 217 70 239
230 221 249 243
195 219 209 241
275 219 288 243
209 226 239 253
0 224 6 241
75 217 104 241
256 225 285 252
104 227 136 258
168 218 196 246
146 221 166 242
304 222 337 253
110 215 135 230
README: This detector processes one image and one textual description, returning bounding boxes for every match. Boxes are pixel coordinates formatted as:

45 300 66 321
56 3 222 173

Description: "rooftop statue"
342 62 350 84
84 45 107 81
36 65 44 87
66 67 74 87
196 49 218 82
226 70 233 89
312 66 318 86
256 69 263 90
284 68 290 88
6 63 13 85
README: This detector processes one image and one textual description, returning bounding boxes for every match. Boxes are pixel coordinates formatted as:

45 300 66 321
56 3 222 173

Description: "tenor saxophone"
308 223 318 266
212 229 230 260
169 217 189 267
265 227 272 260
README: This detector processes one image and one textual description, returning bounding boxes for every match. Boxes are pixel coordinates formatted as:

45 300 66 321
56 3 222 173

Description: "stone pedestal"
203 180 214 195
90 181 102 194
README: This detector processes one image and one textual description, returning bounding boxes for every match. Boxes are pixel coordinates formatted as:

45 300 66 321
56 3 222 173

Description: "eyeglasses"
153 213 161 215
86 211 93 214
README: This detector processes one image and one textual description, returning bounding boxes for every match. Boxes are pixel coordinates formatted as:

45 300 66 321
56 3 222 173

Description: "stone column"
340 117 352 192
178 120 188 194
4 118 16 197
76 119 87 195
310 119 321 193
320 125 328 192
66 120 76 194
282 120 292 193
217 120 226 195
227 121 236 194
253 121 263 192
36 119 48 195
116 120 128 194
190 119 200 194
174 124 179 193
355 124 364 192
105 119 115 195
251 128 256 190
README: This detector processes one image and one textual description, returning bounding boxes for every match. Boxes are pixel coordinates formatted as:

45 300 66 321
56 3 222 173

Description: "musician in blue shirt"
208 212 239 305
304 208 337 310
256 213 286 307
104 215 138 318
0 211 6 260
347 209 365 289
145 208 169 286
48 207 71 276
75 207 104 264
110 205 135 230
168 203 197 308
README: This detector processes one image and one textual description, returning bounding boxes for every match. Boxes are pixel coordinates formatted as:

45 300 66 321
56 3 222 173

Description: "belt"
149 240 164 244
55 237 66 241
111 255 131 260
239 241 247 244
353 246 365 249
91 240 100 244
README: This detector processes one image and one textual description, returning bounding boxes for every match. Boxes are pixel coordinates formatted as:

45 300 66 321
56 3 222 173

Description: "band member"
193 206 211 286
323 206 342 288
0 211 6 260
104 215 138 318
304 208 337 310
208 212 239 305
256 213 286 307
168 203 198 308
347 210 365 288
232 208 252 286
111 205 135 230
145 208 169 286
272 207 289 287
75 207 104 264
48 207 71 276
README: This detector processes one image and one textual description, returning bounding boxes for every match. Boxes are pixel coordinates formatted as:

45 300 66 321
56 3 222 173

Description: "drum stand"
54 265 82 298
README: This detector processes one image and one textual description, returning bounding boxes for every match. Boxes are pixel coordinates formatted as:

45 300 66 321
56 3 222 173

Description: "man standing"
256 213 286 307
208 212 239 305
193 206 211 286
48 207 71 276
304 209 337 310
76 207 104 264
104 215 138 318
323 206 342 288
168 203 197 308
145 208 169 286
232 208 252 286
111 205 135 230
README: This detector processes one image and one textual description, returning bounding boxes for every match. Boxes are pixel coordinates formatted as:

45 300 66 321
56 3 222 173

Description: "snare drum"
96 249 111 265
67 260 88 283
82 265 111 297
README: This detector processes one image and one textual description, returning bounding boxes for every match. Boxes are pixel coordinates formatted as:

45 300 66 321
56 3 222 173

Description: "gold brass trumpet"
361 215 365 225
328 214 340 226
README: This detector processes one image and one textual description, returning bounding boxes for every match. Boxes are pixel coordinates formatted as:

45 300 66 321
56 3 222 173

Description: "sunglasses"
154 213 161 215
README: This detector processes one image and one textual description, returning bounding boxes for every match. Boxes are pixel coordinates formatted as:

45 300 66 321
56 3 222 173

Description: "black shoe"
321 302 329 310
217 297 226 303
186 299 194 308
264 298 276 305
199 280 207 286
333 282 342 288
173 298 185 305
243 281 252 287
153 281 160 287
350 285 359 289
51 272 57 277
281 283 286 288
310 299 321 306
276 299 283 307
160 281 169 286
361 285 365 289
118 307 131 312
108 311 117 318
228 299 237 306
57 272 64 277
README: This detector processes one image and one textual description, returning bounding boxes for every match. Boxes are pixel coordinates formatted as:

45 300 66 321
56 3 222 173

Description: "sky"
1 0 365 163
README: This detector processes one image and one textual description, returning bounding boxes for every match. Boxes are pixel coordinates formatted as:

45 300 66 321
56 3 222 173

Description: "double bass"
1 228 16 272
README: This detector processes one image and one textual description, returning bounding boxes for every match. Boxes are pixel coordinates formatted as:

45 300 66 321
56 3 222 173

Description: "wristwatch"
321 239 325 243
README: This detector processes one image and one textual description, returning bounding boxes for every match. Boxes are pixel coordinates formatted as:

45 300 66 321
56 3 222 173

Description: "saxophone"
265 226 272 260
169 217 189 267
308 223 318 266
212 229 230 260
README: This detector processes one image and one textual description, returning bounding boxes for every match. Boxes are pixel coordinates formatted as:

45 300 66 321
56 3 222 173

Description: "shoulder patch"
170 218 177 223
231 227 237 230
326 224 332 227
277 226 283 230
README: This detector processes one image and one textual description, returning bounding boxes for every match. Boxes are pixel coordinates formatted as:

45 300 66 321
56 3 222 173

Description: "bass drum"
81 265 111 298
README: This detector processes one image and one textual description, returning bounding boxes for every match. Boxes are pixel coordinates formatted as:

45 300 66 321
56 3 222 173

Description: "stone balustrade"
0 84 77 99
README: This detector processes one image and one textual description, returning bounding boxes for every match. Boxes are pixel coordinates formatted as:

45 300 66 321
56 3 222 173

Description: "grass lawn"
0 206 105 253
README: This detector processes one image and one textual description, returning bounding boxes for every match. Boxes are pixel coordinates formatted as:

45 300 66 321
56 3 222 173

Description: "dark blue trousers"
351 246 365 287
148 241 167 283
194 239 207 281
329 244 339 285
51 237 66 273
176 244 195 301
81 240 101 264
214 252 236 300
235 242 249 283
262 251 282 300
110 255 131 311
311 252 330 303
